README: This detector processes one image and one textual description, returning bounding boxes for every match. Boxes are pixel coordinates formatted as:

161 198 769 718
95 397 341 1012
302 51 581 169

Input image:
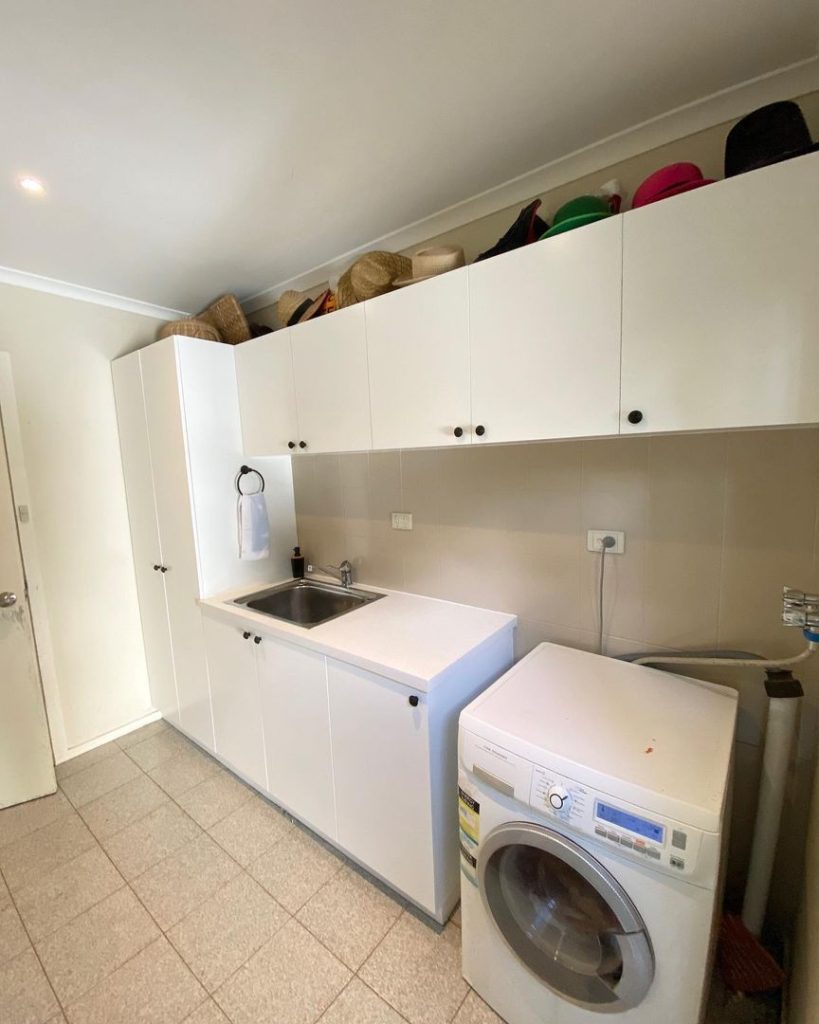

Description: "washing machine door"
479 821 654 1013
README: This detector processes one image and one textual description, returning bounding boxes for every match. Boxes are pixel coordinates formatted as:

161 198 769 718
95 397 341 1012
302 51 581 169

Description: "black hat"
725 100 818 177
475 200 550 262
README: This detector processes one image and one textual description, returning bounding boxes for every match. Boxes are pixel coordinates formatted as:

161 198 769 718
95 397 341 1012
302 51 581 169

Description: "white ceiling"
3 0 818 313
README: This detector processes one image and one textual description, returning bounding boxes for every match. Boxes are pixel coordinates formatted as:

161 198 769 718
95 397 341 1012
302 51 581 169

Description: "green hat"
541 195 612 238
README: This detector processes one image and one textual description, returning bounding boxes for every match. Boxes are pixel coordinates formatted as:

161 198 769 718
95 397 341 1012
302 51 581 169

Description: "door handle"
0 591 18 608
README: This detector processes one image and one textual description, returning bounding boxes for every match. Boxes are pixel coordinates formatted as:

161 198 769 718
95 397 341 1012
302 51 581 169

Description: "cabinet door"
257 638 336 838
327 660 434 911
112 354 179 725
622 153 819 434
290 304 372 452
202 615 267 788
469 218 622 443
366 269 471 449
140 341 213 749
235 331 300 455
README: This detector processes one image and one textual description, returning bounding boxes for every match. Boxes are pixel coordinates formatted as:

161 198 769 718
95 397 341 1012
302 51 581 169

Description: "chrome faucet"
309 560 354 589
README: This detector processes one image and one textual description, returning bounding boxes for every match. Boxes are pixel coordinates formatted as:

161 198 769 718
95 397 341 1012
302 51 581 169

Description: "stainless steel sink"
233 578 384 628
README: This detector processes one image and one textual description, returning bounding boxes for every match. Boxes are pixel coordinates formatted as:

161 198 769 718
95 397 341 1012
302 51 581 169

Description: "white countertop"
199 578 517 692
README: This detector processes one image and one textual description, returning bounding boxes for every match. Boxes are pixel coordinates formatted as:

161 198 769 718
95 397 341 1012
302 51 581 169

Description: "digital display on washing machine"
596 801 665 843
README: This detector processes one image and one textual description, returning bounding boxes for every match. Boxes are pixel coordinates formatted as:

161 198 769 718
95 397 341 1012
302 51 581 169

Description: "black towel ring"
236 465 265 495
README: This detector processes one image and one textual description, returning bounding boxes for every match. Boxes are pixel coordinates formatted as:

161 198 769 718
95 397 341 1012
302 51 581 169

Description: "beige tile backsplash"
292 427 819 919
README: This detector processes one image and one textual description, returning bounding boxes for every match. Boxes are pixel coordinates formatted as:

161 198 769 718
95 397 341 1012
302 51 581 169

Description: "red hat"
631 162 716 209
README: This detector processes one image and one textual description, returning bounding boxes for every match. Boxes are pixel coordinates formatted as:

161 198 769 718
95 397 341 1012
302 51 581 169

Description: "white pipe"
741 695 801 935
633 642 818 669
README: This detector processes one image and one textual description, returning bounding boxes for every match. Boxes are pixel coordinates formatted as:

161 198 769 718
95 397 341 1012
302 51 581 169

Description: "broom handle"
741 694 801 936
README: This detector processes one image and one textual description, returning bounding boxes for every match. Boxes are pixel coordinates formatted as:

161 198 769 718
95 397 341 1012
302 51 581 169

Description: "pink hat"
631 162 716 209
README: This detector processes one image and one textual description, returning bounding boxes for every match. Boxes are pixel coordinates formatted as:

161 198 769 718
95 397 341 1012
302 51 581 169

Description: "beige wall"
0 282 162 756
291 429 819 928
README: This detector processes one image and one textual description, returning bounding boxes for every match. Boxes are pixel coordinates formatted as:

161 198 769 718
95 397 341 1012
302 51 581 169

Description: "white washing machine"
458 642 738 1024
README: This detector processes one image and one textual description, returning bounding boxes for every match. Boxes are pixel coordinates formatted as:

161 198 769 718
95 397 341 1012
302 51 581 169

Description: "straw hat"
277 289 331 327
196 294 251 344
393 245 465 287
157 318 222 342
335 268 357 309
350 251 411 301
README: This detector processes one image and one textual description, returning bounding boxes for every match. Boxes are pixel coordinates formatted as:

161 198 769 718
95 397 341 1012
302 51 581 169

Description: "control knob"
547 785 571 812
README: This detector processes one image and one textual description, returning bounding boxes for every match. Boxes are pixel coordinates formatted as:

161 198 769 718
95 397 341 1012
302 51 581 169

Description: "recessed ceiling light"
17 175 45 196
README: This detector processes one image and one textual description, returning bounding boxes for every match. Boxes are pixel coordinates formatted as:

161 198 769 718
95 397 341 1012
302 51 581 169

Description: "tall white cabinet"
113 336 297 747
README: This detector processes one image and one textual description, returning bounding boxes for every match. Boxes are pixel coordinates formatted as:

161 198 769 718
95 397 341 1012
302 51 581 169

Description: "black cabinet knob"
627 410 643 425
298 441 307 449
159 566 168 573
153 564 160 571
253 635 262 644
453 427 463 438
475 425 486 437
242 631 251 640
288 441 296 449
408 695 419 707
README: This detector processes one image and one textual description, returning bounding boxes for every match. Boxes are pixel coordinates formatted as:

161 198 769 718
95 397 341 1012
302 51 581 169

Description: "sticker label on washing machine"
458 776 480 887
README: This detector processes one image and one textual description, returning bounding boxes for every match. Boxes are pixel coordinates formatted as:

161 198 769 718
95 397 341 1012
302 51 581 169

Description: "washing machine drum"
479 822 654 1013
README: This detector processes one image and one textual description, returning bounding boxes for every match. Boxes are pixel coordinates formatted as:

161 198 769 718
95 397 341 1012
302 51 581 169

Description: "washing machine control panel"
530 765 703 878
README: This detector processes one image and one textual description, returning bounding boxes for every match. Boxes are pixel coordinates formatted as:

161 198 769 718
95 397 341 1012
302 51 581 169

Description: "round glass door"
479 822 654 1013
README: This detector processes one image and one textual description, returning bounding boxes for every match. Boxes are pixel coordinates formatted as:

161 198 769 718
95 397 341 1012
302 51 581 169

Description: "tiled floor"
0 721 494 1024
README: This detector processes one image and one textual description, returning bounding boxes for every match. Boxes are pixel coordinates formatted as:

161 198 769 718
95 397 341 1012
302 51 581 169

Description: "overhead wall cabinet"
235 152 819 454
113 336 295 747
235 330 299 456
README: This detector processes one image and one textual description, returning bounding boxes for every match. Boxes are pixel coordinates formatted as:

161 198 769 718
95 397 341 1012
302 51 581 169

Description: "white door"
235 331 300 455
112 354 179 725
621 152 819 434
257 638 336 837
327 660 434 911
203 615 267 788
366 269 471 449
0 381 55 807
140 341 213 748
290 305 372 453
469 219 622 443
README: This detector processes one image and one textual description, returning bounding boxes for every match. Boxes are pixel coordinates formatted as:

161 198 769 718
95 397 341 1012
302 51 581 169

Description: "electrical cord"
597 535 616 654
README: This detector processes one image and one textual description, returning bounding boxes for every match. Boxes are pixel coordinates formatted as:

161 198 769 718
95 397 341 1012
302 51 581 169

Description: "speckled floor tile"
15 845 123 942
102 801 201 880
321 977 405 1024
125 729 193 772
168 873 288 992
79 774 168 840
176 772 253 829
0 789 73 848
148 747 221 798
453 990 506 1024
214 918 350 1024
0 947 59 1023
0 812 95 892
131 833 241 931
0 902 29 966
55 741 120 782
208 795 292 866
297 865 402 969
65 936 205 1024
359 915 468 1024
59 749 142 808
116 719 168 750
249 827 344 913
182 998 231 1023
36 886 159 1005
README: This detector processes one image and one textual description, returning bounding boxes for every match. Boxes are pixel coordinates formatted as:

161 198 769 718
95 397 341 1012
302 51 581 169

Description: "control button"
633 845 646 855
607 832 620 843
672 830 688 851
670 856 685 870
594 827 607 839
647 848 661 860
547 785 571 812
619 837 633 849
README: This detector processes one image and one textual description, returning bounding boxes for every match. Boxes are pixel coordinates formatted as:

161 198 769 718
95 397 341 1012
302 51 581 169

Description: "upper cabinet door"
290 305 372 453
621 153 819 434
468 218 622 444
366 269 471 450
235 331 300 455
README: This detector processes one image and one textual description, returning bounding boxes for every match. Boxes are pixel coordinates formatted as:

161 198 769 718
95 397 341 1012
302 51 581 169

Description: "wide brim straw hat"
196 294 251 344
350 251 412 301
277 288 330 327
157 318 222 342
393 245 466 287
335 269 357 309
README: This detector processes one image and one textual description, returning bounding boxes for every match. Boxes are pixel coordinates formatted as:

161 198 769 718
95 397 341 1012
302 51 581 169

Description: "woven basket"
196 294 251 344
157 318 222 342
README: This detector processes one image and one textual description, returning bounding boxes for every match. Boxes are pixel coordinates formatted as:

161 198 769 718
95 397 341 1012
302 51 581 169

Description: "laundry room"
2 4 819 1024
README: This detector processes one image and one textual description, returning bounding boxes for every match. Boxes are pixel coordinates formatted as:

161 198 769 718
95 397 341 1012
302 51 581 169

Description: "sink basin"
233 578 384 628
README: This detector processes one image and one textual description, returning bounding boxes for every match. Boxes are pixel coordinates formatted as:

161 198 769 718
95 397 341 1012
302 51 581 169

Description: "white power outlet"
391 512 413 531
587 530 625 554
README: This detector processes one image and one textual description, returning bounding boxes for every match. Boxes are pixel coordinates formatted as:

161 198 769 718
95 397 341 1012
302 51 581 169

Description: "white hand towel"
238 492 270 560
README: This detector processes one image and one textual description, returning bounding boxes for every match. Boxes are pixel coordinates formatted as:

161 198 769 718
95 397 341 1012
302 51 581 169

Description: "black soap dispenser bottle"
291 546 305 579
